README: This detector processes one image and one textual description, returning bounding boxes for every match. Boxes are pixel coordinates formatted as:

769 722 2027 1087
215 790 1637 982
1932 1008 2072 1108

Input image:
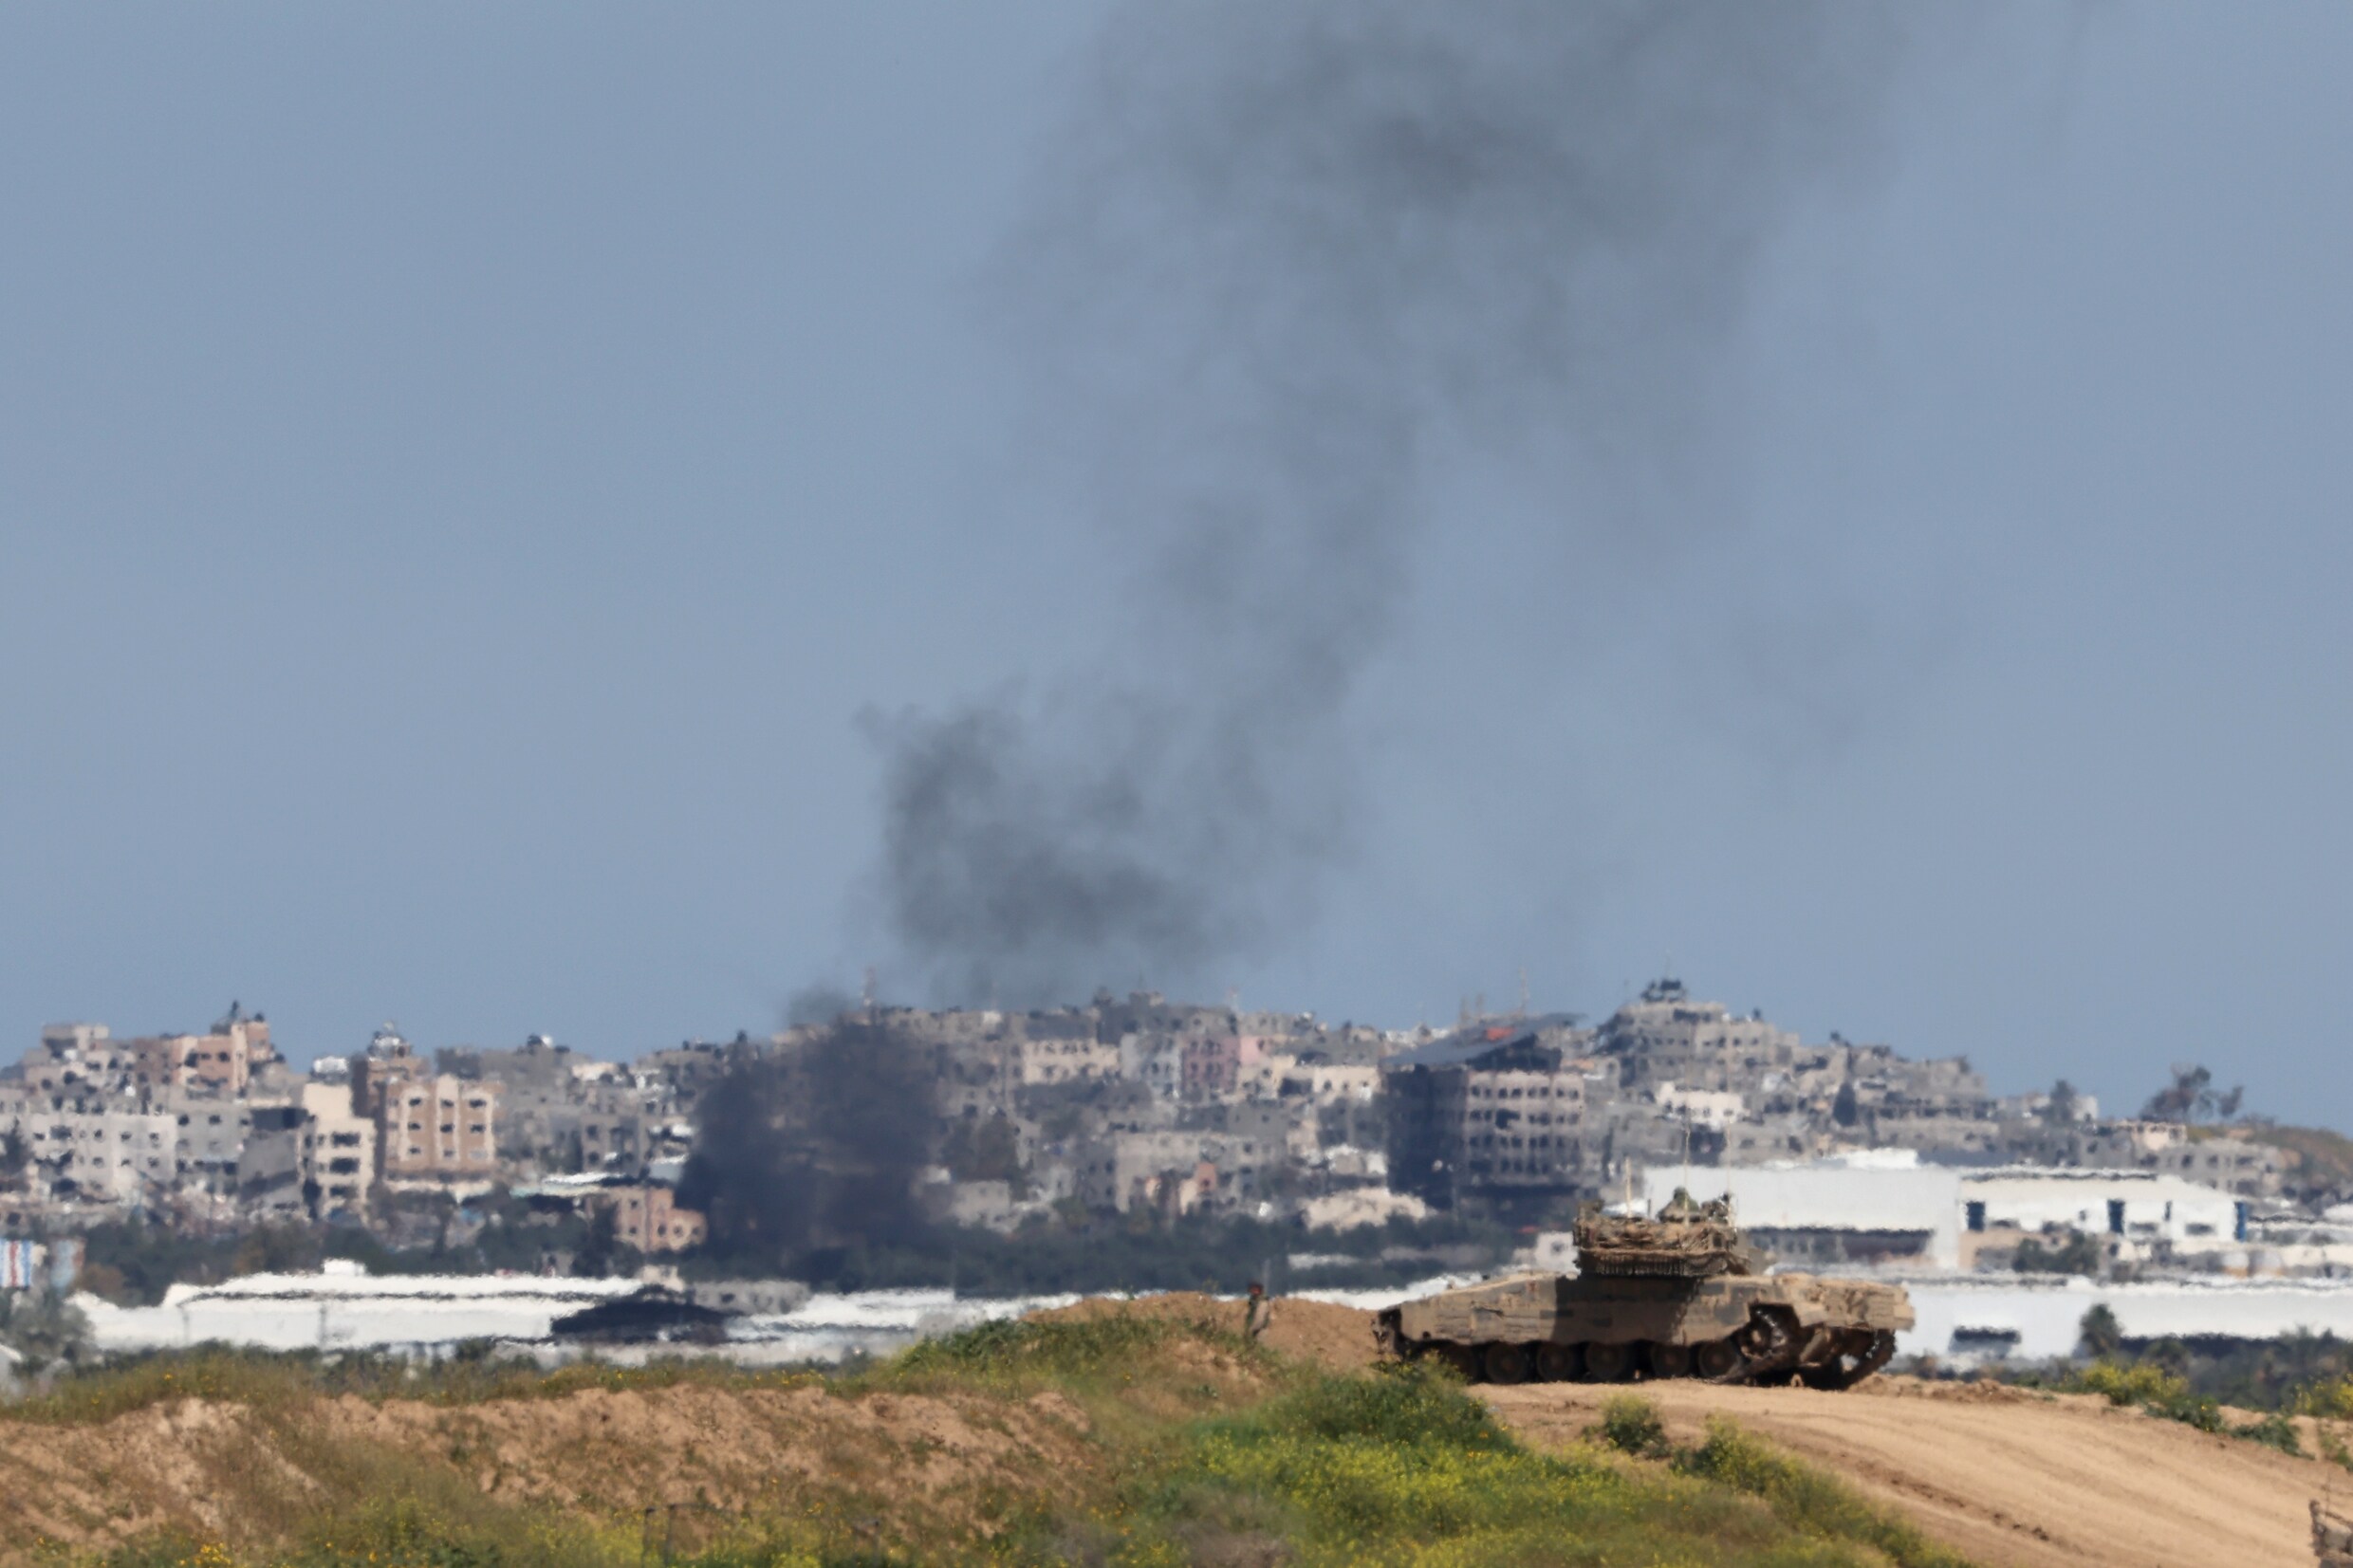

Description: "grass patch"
884 1313 1195 1387
2064 1356 2332 1452
1111 1363 1975 1567
9 1345 829 1427
1677 1417 1973 1568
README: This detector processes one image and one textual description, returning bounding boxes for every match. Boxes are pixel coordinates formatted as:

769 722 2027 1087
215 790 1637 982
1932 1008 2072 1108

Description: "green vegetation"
1588 1392 1672 1460
9 1343 830 1427
33 1319 1977 1568
1677 1415 1972 1568
1110 1368 1969 1567
2066 1360 2228 1434
2008 1231 2103 1276
2063 1355 2318 1452
0 1286 91 1373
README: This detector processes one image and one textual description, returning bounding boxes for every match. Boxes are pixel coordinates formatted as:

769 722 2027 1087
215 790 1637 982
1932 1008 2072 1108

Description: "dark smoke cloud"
785 982 857 1028
876 2 1927 1006
678 1023 936 1265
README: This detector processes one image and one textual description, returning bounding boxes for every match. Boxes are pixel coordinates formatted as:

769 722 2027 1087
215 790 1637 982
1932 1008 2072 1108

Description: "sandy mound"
1034 1292 1382 1372
0 1380 1099 1559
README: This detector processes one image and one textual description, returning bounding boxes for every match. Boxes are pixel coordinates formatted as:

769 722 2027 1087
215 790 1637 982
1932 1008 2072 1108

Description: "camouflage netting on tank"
1572 1191 1749 1278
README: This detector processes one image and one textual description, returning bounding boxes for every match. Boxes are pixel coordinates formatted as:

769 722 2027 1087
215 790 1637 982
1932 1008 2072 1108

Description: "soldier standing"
1243 1281 1274 1341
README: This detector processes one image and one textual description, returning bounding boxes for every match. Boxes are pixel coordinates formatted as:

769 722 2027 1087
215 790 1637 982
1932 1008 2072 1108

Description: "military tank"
2316 1500 2353 1568
1373 1191 1912 1388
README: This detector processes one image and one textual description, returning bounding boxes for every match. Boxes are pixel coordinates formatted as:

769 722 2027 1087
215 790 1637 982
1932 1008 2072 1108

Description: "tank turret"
1569 1190 1762 1277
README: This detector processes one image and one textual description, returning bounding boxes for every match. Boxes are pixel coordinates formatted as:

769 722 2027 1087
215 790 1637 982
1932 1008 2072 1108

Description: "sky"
2 6 2349 1124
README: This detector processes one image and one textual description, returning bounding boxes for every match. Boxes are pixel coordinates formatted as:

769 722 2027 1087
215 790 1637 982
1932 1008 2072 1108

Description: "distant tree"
0 1288 90 1374
575 1204 621 1278
230 1223 322 1278
2013 1230 2103 1277
2140 1064 2245 1124
2078 1302 2122 1360
2044 1080 2081 1124
1831 1081 1860 1129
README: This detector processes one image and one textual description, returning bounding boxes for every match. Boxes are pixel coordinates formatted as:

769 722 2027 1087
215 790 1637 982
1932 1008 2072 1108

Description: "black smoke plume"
876 2 1929 1005
678 1022 936 1265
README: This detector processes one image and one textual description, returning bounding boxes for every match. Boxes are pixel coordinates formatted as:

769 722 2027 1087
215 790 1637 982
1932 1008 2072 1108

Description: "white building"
1900 1275 2353 1366
1641 1155 2250 1275
75 1261 642 1353
1643 1151 1965 1269
1960 1167 2246 1257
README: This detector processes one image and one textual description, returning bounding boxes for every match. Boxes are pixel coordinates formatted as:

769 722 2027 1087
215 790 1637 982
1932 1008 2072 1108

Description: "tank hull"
1375 1269 1913 1389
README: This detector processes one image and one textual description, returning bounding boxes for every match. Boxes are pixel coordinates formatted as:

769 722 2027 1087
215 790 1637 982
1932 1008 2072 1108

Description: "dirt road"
1487 1375 2344 1568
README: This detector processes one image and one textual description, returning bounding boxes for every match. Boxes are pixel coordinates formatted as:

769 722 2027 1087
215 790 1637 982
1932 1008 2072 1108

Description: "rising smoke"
876 2 1930 1006
678 1022 937 1265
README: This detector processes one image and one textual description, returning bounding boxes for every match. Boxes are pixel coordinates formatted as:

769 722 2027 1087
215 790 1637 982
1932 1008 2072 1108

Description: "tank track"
1379 1308 1894 1391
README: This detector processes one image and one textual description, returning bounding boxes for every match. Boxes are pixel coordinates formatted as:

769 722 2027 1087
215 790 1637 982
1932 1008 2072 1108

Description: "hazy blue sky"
3 6 2348 1124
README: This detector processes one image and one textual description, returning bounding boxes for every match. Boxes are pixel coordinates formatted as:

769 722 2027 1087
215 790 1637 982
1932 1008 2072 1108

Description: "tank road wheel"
1534 1343 1583 1383
1732 1309 1799 1385
1694 1338 1743 1380
1484 1343 1533 1385
1440 1342 1483 1381
1800 1330 1899 1391
1582 1342 1634 1383
1646 1342 1694 1380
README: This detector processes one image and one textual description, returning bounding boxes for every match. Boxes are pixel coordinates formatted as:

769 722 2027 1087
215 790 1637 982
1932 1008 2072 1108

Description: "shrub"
1588 1394 1671 1460
2069 1359 2187 1409
1258 1360 1512 1452
2238 1411 2305 1457
2012 1232 2103 1276
890 1314 1178 1382
2300 1375 2353 1420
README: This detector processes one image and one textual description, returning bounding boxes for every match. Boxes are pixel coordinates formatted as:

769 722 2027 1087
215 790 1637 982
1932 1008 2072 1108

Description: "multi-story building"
351 1024 430 1119
380 1075 500 1188
589 1183 707 1253
1598 979 1804 1094
1017 1019 1118 1086
165 1090 256 1188
1381 1017 1594 1209
1076 1130 1212 1214
23 1108 178 1205
123 1005 281 1098
302 1079 375 1219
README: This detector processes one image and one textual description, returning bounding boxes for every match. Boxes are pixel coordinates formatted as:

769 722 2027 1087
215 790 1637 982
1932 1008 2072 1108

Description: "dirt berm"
0 1379 1104 1555
1079 1293 2344 1568
1032 1290 1385 1371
